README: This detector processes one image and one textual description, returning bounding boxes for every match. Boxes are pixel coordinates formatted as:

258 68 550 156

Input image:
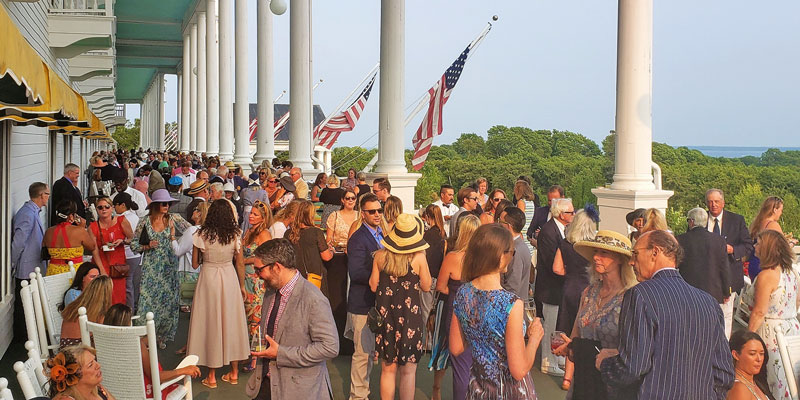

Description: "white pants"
540 302 564 373
721 297 734 340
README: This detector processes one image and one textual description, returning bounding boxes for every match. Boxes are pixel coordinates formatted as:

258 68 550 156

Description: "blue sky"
133 0 800 149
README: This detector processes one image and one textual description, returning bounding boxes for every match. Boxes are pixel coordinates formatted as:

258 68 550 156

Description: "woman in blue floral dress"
451 224 543 399
130 189 190 348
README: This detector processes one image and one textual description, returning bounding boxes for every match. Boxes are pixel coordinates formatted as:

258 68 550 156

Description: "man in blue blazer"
11 182 49 342
597 230 734 399
526 184 563 247
345 193 385 399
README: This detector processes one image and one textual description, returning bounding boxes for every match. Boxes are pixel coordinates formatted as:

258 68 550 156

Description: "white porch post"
157 74 165 151
253 0 275 164
232 0 252 172
592 0 672 234
190 23 198 152
370 0 419 209
140 100 147 148
196 12 208 153
206 0 220 157
218 0 234 161
288 0 315 172
176 72 182 150
180 35 191 152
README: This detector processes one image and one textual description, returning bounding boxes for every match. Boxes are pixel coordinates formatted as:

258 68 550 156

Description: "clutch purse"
139 226 151 246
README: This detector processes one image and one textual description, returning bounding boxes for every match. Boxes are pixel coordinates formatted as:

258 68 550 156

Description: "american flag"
313 73 377 149
411 45 471 170
249 111 290 141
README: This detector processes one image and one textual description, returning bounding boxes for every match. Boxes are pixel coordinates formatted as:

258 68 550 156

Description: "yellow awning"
0 3 109 139
0 5 48 106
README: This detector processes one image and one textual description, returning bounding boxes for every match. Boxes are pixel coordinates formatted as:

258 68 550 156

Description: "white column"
610 0 654 191
176 72 182 149
218 0 234 160
288 0 314 171
181 33 191 152
253 0 275 164
206 0 220 157
189 23 198 152
591 0 671 234
374 0 406 173
196 12 208 153
140 100 146 148
158 75 165 151
232 0 252 172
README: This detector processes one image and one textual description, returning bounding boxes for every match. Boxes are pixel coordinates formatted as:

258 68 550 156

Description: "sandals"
242 358 257 372
561 378 571 391
200 378 217 389
221 372 238 385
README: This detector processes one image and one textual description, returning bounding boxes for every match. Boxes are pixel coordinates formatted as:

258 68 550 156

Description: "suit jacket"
346 223 381 315
245 277 339 399
502 235 532 302
526 205 550 240
677 227 730 303
600 269 734 399
707 210 753 294
11 201 45 278
147 171 165 196
51 176 85 224
534 218 564 305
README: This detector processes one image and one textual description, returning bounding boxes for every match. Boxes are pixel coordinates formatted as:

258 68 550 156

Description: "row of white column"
139 74 165 151
173 0 274 174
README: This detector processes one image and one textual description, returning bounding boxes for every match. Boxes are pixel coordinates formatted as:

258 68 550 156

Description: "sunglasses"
259 172 267 176
492 198 503 202
96 205 112 210
268 179 279 183
344 196 357 201
159 203 171 207
469 197 479 201
363 208 384 215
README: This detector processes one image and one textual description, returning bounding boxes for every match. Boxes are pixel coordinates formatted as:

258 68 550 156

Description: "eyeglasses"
344 196 357 201
42 192 51 196
504 248 516 257
96 205 111 210
562 211 575 215
268 179 279 183
363 208 384 215
631 247 649 257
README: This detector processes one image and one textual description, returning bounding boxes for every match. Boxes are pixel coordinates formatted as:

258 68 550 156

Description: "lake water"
687 146 800 158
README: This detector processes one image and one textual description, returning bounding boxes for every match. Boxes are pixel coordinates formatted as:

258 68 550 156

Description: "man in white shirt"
432 185 458 237
111 169 148 218
177 161 196 191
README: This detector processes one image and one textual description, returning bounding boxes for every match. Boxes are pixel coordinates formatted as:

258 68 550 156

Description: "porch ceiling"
114 0 198 103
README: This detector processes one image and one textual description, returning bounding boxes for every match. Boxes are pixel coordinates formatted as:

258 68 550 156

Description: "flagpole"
314 62 380 134
274 90 287 103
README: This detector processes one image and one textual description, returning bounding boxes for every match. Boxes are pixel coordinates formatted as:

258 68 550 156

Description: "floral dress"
243 240 265 339
130 215 190 342
453 283 537 399
743 270 800 400
375 266 424 364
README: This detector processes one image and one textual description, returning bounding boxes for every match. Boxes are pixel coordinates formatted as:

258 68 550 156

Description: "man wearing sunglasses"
448 187 480 238
433 184 458 237
345 193 384 399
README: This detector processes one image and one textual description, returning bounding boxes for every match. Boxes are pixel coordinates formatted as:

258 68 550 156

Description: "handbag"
367 307 385 334
138 224 151 246
95 221 130 279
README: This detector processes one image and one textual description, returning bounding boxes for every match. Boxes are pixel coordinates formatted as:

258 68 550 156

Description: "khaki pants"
721 297 734 340
345 312 374 400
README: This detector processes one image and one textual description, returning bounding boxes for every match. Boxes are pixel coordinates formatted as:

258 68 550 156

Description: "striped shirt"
266 270 302 334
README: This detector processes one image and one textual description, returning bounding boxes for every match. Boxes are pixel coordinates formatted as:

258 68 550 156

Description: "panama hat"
223 182 236 192
279 175 296 192
224 161 236 168
381 214 429 254
625 208 647 227
187 179 209 195
573 230 633 261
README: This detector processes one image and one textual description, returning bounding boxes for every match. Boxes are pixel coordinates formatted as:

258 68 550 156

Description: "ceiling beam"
117 18 182 27
116 39 183 47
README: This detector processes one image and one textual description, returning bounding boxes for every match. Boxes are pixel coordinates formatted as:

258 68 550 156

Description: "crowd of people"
9 147 800 399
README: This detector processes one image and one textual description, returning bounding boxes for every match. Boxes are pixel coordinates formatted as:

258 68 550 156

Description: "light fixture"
270 0 287 15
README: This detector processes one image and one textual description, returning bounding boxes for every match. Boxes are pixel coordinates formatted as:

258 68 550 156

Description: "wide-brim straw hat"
147 189 178 209
574 230 633 261
187 179 209 195
279 176 296 192
381 214 429 254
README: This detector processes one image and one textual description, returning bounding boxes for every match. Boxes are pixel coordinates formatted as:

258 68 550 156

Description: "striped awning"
0 4 110 139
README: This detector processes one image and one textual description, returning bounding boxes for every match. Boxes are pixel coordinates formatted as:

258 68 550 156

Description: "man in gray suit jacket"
499 207 532 301
247 238 339 400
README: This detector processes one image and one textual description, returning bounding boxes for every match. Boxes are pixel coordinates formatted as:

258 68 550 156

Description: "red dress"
90 216 128 305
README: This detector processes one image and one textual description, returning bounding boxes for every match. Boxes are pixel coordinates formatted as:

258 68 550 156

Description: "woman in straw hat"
369 213 432 400
449 223 543 399
553 230 637 399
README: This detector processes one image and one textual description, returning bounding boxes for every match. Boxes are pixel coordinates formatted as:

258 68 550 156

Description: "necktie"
266 290 282 337
713 218 721 235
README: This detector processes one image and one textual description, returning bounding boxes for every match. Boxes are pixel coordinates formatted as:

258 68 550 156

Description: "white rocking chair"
776 327 800 400
13 341 48 400
34 263 76 352
78 307 195 400
19 277 51 360
0 377 14 400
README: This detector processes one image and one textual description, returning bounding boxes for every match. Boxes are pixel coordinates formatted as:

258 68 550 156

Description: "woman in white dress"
744 229 800 400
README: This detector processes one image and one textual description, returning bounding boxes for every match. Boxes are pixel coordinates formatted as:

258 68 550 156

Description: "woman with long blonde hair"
369 214 432 400
269 199 299 239
429 214 480 400
383 195 403 232
241 201 273 371
748 196 793 279
639 208 670 234
59 276 114 349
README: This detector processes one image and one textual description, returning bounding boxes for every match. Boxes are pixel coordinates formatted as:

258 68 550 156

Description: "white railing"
49 0 113 17
165 126 178 151
115 104 125 118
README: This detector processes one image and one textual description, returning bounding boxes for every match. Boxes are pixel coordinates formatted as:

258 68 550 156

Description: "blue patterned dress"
130 215 190 342
453 283 537 399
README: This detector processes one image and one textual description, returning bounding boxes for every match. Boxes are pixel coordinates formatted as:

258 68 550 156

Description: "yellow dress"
47 246 83 276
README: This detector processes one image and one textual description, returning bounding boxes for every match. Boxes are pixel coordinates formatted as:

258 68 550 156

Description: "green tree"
112 118 140 150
